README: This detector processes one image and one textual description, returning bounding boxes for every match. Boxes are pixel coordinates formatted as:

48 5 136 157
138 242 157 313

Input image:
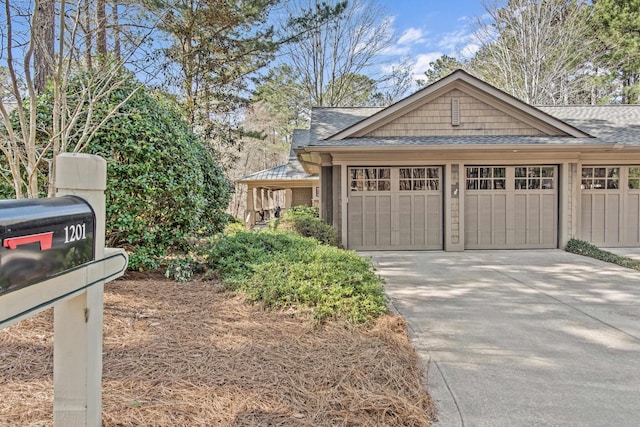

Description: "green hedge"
203 231 386 324
565 239 640 270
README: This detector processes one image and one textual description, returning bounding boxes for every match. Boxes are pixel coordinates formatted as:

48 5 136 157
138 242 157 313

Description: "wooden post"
245 186 255 229
53 153 107 426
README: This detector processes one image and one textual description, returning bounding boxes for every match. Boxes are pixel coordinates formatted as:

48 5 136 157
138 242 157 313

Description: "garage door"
465 166 558 249
581 166 640 246
348 167 443 250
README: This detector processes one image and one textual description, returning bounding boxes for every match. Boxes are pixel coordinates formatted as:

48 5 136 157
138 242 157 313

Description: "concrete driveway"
362 250 640 427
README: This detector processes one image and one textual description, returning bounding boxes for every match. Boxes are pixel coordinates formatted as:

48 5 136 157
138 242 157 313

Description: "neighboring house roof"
237 156 316 182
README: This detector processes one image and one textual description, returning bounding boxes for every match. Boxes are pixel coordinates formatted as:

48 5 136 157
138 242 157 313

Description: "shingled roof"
237 155 315 182
300 104 639 148
538 105 640 144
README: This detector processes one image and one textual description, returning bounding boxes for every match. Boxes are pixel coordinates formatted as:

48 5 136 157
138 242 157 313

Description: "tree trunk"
33 0 55 94
84 0 93 69
112 1 121 61
97 0 107 59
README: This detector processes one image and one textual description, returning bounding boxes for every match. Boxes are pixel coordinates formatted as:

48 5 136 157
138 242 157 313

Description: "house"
240 70 640 251
238 130 320 226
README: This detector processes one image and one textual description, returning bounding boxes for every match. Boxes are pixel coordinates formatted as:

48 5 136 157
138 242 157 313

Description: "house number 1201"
64 224 86 243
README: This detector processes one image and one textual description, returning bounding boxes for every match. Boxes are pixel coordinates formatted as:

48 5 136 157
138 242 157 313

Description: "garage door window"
581 167 619 190
350 168 391 192
400 167 440 191
466 167 506 190
629 168 640 190
515 166 555 190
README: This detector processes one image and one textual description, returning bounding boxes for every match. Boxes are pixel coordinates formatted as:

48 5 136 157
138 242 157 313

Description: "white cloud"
437 29 472 54
398 27 426 45
381 26 428 56
381 45 412 56
411 52 444 81
460 42 481 59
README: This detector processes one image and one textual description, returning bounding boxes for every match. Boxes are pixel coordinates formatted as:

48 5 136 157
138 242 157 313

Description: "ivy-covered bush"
7 73 231 270
272 205 338 246
202 231 386 324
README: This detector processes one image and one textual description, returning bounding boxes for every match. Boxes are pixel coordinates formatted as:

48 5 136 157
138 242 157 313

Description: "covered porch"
236 156 319 229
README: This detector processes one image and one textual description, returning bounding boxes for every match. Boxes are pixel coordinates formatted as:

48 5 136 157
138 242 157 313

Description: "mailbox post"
0 153 128 427
54 153 108 426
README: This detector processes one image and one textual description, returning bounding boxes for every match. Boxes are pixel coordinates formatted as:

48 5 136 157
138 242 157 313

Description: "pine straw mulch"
0 274 435 426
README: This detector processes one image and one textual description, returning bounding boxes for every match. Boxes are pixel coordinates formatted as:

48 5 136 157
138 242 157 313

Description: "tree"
471 0 602 105
152 0 279 127
253 64 310 138
97 0 108 58
0 1 145 198
593 0 640 104
85 79 231 269
32 0 55 94
20 73 230 269
281 0 396 107
417 55 464 87
370 58 416 105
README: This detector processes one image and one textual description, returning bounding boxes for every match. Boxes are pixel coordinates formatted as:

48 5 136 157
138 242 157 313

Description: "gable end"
328 70 592 140
361 86 549 137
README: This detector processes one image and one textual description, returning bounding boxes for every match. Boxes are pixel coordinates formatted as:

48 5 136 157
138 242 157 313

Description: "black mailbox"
0 196 95 295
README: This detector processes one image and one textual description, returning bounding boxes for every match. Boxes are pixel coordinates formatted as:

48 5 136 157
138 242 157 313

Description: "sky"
376 0 489 80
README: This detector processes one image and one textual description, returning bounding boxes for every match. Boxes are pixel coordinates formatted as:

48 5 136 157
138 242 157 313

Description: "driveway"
362 250 640 427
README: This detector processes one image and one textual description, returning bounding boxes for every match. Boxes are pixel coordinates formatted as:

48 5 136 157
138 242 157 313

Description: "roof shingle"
237 156 316 182
304 105 640 148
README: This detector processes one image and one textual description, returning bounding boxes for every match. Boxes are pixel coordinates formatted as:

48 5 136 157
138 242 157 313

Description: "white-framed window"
629 168 640 190
350 167 391 192
515 166 555 190
399 167 440 191
466 167 506 190
581 166 619 190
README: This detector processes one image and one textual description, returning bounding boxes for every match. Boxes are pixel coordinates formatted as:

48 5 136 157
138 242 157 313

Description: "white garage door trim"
465 165 558 249
347 166 443 250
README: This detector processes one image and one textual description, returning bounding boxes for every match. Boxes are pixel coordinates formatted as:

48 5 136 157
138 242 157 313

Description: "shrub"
85 82 230 270
202 231 386 324
273 206 338 246
284 205 319 217
6 72 231 271
203 231 317 279
565 239 640 270
243 246 387 323
165 254 200 282
224 221 247 235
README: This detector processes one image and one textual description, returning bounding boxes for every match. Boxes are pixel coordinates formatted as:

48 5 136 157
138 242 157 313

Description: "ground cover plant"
565 239 640 270
0 276 436 426
203 230 386 324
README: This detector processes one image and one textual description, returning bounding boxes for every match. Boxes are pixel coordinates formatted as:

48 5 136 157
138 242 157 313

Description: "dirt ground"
0 274 435 426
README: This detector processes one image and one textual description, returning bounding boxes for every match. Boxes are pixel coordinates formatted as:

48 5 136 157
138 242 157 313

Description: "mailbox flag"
3 232 54 251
